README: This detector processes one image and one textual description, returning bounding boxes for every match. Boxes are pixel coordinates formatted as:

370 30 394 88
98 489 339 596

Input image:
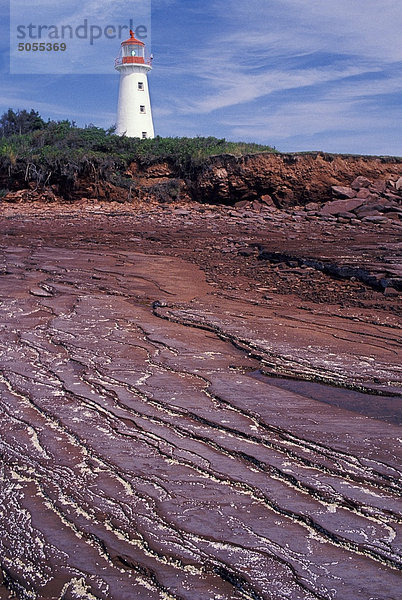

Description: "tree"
0 108 46 137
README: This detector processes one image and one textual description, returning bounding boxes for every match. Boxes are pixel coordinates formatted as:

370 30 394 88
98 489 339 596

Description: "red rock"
382 203 400 211
252 200 264 211
384 286 399 296
363 194 385 204
383 192 401 201
320 198 364 216
364 203 387 212
331 186 356 199
1 207 401 600
355 207 382 218
260 194 275 206
356 188 371 199
29 287 53 297
234 200 250 209
351 176 372 190
273 186 295 207
238 248 254 257
3 190 26 203
386 212 402 221
369 180 387 194
304 202 320 211
361 215 389 223
337 212 355 219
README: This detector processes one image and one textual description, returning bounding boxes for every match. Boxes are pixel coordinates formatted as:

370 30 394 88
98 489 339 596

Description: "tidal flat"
0 201 401 599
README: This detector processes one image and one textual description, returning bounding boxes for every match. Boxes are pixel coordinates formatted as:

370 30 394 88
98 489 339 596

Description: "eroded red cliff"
2 151 402 207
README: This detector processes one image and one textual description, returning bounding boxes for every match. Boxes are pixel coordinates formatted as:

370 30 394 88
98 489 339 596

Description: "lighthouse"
115 30 154 139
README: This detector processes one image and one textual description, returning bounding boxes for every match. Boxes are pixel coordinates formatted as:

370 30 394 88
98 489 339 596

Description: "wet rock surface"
0 202 401 599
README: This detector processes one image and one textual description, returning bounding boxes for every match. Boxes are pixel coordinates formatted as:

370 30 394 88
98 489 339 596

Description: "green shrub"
0 109 277 189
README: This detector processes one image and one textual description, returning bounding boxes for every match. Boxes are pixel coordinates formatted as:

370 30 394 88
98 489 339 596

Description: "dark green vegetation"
0 109 276 194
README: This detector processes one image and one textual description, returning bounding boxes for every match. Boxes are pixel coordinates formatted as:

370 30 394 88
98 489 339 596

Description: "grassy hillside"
0 109 276 196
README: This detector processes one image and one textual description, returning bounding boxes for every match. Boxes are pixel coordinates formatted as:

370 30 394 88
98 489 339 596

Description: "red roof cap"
121 29 145 46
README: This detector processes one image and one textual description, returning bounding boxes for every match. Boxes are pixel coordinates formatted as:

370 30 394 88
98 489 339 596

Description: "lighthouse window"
138 82 144 90
140 105 146 113
124 44 144 58
142 132 147 139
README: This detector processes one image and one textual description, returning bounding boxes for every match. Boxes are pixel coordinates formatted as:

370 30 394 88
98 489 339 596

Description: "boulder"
304 202 320 211
319 198 364 216
260 194 275 207
273 186 295 207
252 200 264 211
355 208 382 218
356 188 372 199
351 176 372 190
369 180 387 194
234 200 250 209
395 177 402 191
331 186 356 199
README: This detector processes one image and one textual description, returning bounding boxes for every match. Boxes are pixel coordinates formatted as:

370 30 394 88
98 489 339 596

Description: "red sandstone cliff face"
186 152 402 206
108 152 402 207
2 152 402 206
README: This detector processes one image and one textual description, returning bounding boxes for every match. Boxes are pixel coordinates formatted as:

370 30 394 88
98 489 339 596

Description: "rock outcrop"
2 152 401 208
316 175 402 223
186 153 402 207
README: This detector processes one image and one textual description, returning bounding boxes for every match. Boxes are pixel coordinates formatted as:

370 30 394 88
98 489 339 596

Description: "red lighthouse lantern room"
119 30 145 64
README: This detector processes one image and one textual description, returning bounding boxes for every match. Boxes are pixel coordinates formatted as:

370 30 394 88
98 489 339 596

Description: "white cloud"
216 0 402 62
226 100 378 140
220 76 401 154
162 0 402 155
179 63 383 114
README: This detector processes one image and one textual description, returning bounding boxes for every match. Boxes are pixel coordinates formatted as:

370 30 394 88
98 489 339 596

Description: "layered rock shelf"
0 201 401 599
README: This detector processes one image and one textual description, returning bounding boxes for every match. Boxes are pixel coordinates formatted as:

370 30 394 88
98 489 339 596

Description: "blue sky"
1 0 401 154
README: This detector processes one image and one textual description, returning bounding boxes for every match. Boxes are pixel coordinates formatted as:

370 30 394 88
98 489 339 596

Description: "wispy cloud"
166 0 401 114
179 63 383 114
148 0 401 152
217 0 402 62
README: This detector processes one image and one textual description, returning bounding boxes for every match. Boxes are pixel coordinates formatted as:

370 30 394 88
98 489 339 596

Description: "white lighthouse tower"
115 30 154 139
